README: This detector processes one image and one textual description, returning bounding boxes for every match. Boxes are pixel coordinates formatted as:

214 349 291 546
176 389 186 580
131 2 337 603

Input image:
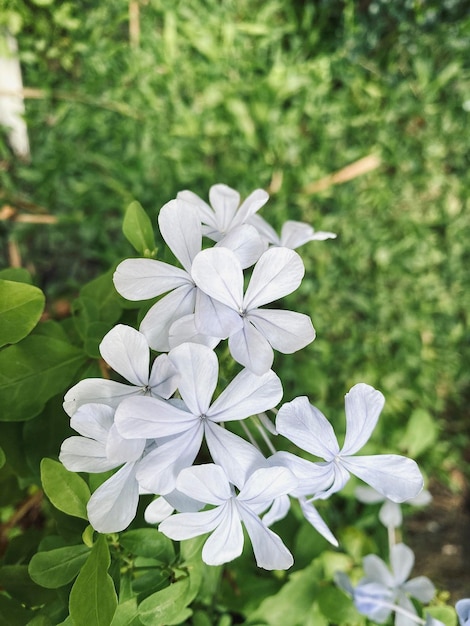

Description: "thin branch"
303 154 381 194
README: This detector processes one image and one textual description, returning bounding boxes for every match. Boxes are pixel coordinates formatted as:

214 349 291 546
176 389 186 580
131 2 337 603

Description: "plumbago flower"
191 246 315 374
337 544 437 626
178 183 336 251
177 183 270 242
59 403 147 533
113 198 265 351
272 383 423 502
63 324 178 416
457 600 470 626
115 342 283 495
159 463 297 570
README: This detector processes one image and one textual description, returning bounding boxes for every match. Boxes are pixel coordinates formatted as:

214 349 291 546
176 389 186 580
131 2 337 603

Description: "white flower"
248 215 336 249
63 324 178 416
59 403 147 533
113 199 264 351
274 383 424 502
191 246 315 374
114 342 282 495
361 544 436 626
159 463 297 569
177 183 270 242
457 599 470 626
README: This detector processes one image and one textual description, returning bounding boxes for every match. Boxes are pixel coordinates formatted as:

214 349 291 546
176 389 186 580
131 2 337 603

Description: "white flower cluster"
60 184 423 570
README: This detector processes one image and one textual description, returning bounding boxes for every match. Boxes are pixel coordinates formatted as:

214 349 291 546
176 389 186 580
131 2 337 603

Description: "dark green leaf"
29 544 90 588
41 458 91 520
109 599 140 626
69 535 117 626
122 201 157 258
0 445 5 469
0 334 86 422
120 529 175 563
80 270 123 326
138 574 192 626
0 267 32 284
317 586 360 624
0 593 32 626
0 564 55 607
0 279 45 347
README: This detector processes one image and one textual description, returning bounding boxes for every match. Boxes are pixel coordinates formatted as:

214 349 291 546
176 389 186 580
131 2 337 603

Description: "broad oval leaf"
0 333 86 422
41 458 91 520
123 201 157 258
29 544 90 588
69 535 117 626
0 279 45 347
120 528 175 563
138 575 192 626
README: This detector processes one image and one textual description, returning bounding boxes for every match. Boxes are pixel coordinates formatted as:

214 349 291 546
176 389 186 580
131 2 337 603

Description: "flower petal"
341 454 424 503
175 464 232 505
59 436 114 473
159 505 226 540
149 353 179 399
202 500 244 566
135 425 203 494
139 283 196 352
113 258 190 300
194 290 243 339
390 543 415 585
298 497 338 546
353 581 394 623
169 342 218 416
69 403 114 441
191 247 244 311
379 500 402 528
115 395 197 439
248 214 280 245
237 504 293 570
144 497 175 523
269 451 336 498
341 383 385 455
231 188 269 227
87 462 139 532
169 313 221 350
276 396 340 459
238 466 297 507
362 554 395 587
402 577 435 603
218 224 266 268
209 184 240 233
63 379 141 416
177 189 217 229
262 495 290 526
280 221 336 249
228 321 274 375
158 199 202 273
249 309 315 353
208 368 282 423
99 324 149 386
243 247 305 310
106 423 145 464
204 422 266 488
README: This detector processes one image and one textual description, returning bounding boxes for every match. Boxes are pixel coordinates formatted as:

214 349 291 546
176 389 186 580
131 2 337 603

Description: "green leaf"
0 279 45 347
0 267 32 284
120 528 175 563
69 535 117 626
138 574 192 626
26 616 54 626
109 599 140 626
0 564 55 607
317 586 360 624
123 201 157 257
401 408 438 457
80 269 123 326
29 544 90 588
41 458 91 520
0 445 5 469
426 606 457 626
0 593 32 626
0 333 86 421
